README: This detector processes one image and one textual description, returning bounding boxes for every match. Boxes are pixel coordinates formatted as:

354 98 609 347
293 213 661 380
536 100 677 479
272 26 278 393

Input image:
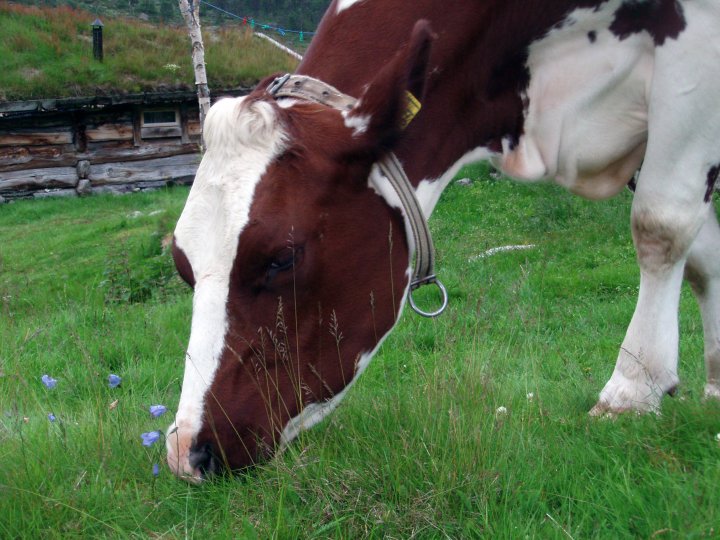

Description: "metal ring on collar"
408 276 448 318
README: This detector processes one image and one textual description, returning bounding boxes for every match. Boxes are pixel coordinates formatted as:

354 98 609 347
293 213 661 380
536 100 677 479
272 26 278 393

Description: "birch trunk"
178 0 210 140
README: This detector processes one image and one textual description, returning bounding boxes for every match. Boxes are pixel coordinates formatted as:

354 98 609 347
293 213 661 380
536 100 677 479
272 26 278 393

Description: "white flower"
526 392 535 400
163 63 181 72
715 433 720 443
496 406 508 415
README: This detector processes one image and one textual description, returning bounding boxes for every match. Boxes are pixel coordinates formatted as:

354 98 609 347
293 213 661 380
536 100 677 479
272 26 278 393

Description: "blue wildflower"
141 430 161 447
152 463 160 477
48 413 56 422
41 374 58 389
149 405 167 418
108 374 122 388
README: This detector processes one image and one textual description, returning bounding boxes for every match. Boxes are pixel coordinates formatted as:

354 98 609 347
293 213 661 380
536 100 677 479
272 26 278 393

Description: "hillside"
0 2 300 101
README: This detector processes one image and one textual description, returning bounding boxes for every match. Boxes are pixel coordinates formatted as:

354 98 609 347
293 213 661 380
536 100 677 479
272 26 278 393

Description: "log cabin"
0 88 249 202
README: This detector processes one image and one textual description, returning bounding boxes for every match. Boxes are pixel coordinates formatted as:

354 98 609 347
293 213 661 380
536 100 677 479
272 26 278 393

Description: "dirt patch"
20 67 42 80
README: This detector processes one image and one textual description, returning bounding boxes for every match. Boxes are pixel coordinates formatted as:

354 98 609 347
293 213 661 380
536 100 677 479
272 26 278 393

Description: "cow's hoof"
589 376 667 416
588 401 645 418
588 402 618 418
703 383 720 401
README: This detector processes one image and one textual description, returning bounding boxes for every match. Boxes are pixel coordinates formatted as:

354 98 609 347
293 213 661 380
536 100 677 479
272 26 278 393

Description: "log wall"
0 90 248 202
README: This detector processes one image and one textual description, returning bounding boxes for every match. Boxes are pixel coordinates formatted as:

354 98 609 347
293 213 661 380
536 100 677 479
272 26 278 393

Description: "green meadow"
1 165 719 538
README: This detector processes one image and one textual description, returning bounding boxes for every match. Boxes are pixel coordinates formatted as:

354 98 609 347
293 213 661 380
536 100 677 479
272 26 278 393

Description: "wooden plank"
140 126 182 139
0 101 41 114
132 106 142 147
0 166 78 191
1 112 73 130
0 129 73 146
0 142 199 172
92 180 169 195
0 89 248 117
33 188 78 199
180 103 190 144
0 144 76 171
86 111 133 123
0 189 36 201
85 123 134 142
73 112 87 152
88 154 199 185
83 142 199 164
187 120 202 138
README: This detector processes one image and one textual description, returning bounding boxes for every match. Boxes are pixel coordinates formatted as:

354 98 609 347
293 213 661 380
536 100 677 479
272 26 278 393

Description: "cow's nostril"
188 443 223 476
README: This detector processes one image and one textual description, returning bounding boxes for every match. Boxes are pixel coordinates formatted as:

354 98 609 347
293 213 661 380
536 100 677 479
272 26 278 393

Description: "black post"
92 18 104 62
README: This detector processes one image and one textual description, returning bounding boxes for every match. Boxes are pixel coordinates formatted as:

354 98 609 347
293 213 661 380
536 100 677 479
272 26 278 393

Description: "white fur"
415 147 494 217
369 146 493 222
166 97 287 479
497 1 651 200
277 98 300 109
342 108 371 136
335 0 365 14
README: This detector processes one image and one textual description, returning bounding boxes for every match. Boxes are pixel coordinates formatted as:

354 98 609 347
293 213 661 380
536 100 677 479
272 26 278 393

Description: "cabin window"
142 109 179 127
140 108 182 139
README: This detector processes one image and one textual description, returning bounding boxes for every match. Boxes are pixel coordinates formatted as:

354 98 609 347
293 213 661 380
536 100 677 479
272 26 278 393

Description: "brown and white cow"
167 0 720 480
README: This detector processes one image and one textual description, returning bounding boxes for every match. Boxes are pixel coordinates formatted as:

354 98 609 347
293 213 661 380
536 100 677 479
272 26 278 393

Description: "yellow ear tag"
401 91 422 129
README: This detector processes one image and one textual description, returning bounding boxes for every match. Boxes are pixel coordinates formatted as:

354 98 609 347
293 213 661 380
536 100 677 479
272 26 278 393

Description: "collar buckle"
267 74 291 96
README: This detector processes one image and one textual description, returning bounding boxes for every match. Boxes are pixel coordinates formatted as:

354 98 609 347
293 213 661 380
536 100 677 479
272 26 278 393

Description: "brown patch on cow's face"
189 102 410 472
610 0 686 46
172 239 195 288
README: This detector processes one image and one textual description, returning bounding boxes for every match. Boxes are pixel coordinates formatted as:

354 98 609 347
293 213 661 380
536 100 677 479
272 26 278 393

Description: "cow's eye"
266 247 304 283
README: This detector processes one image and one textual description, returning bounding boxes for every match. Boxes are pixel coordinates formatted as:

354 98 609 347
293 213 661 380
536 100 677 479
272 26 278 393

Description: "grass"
0 2 298 101
1 167 719 537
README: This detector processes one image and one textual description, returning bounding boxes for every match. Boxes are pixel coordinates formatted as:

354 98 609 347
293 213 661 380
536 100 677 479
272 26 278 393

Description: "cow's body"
167 0 720 480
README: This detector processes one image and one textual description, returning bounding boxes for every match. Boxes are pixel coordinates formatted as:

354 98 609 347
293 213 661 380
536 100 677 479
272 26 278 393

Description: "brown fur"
175 0 689 473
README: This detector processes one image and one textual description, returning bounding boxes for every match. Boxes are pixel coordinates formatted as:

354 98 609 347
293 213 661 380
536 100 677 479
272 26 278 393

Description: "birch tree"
178 0 210 137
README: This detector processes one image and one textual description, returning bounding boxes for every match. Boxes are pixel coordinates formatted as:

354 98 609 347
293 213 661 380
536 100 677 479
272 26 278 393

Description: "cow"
166 0 720 481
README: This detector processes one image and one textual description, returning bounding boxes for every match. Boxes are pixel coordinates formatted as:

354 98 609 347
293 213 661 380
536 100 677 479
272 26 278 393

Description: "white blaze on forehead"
167 96 287 478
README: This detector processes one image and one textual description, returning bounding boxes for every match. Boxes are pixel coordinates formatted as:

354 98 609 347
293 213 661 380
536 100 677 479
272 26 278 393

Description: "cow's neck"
297 2 522 201
298 1 617 213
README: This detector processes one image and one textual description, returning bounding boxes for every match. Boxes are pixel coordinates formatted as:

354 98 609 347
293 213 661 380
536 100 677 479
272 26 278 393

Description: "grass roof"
0 2 299 102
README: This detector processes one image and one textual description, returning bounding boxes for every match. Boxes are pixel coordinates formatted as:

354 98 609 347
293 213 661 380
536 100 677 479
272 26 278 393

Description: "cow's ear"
344 20 435 157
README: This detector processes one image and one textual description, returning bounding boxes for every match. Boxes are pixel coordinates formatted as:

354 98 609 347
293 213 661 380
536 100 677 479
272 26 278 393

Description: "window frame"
141 109 180 128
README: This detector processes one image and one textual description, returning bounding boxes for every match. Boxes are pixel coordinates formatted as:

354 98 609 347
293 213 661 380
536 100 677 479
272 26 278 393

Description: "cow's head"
166 22 434 481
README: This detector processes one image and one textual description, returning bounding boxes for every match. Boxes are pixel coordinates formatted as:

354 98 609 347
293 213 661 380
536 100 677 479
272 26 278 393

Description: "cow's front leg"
591 201 702 415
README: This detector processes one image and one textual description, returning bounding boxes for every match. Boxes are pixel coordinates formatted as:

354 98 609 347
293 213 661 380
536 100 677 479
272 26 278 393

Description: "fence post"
91 18 104 62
